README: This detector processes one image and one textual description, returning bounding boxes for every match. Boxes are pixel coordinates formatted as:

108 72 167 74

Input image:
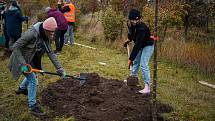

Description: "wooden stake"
152 0 159 121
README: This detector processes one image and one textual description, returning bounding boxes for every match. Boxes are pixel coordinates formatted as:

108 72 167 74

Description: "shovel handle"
126 44 130 57
24 64 86 80
24 64 43 73
43 72 85 80
24 64 60 75
42 71 73 78
126 42 132 71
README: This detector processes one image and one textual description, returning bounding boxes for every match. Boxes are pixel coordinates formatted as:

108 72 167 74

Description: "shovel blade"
79 73 87 86
66 73 87 86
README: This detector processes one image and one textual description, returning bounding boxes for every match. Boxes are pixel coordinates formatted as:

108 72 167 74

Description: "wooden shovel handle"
126 41 132 71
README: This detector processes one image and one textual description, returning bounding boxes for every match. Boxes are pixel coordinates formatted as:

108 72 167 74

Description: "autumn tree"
181 0 215 39
143 0 185 41
19 0 49 17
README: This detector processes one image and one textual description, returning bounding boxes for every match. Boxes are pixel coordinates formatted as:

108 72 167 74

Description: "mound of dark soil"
41 73 172 121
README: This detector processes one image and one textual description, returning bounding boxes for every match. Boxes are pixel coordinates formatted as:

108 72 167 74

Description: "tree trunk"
206 16 210 33
120 21 123 39
162 23 168 42
159 23 167 54
213 39 215 48
152 0 158 121
184 14 189 41
183 0 190 41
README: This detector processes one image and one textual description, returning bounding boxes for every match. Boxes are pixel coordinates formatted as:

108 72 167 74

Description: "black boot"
29 103 46 117
54 50 61 55
15 87 28 96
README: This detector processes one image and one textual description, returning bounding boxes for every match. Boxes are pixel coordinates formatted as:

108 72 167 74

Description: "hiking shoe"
15 87 28 96
64 43 69 46
54 50 61 55
29 103 46 117
54 50 58 53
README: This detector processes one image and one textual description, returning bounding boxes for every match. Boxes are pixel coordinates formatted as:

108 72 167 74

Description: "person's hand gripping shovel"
23 64 87 86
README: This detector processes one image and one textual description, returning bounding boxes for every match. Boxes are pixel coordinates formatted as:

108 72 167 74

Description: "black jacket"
128 22 154 61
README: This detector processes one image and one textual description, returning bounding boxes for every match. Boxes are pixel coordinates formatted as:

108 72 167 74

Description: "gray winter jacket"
8 22 63 80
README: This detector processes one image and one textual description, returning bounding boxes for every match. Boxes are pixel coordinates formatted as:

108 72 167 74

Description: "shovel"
126 40 132 71
24 64 87 86
123 40 132 85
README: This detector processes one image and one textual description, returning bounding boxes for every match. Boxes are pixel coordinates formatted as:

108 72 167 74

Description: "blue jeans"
64 25 74 46
19 73 37 107
130 45 154 85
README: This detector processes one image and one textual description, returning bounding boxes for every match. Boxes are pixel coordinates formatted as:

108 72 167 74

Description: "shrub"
101 7 124 43
37 11 48 21
143 3 184 32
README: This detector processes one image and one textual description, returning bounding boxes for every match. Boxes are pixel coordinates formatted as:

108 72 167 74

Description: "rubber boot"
139 84 150 94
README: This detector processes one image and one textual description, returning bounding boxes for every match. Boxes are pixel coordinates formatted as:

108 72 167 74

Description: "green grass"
0 36 214 121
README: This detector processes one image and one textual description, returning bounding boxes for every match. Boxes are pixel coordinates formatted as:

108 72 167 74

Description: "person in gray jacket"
8 17 66 116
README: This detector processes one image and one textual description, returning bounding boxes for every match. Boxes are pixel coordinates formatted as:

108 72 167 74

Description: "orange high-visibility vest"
63 3 75 22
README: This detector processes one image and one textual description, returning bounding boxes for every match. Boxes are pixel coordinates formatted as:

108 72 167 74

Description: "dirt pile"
41 73 172 121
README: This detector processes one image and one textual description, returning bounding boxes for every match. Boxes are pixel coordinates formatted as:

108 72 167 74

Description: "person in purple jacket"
46 7 68 54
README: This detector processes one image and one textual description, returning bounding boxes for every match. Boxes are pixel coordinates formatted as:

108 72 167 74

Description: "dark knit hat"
128 9 141 20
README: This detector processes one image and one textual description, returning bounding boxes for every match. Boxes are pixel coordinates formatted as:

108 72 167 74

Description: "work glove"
21 65 30 73
128 60 133 69
123 40 130 47
56 68 67 78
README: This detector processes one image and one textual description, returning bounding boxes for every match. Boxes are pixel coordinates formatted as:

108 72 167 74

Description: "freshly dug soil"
126 76 139 86
41 73 172 121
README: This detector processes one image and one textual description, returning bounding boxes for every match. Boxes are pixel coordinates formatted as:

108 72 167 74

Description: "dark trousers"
9 35 20 50
55 29 67 52
3 25 10 48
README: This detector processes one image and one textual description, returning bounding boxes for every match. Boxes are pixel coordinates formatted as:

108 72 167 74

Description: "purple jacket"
48 8 68 30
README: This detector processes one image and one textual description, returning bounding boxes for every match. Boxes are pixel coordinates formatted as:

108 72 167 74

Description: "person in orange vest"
62 0 75 46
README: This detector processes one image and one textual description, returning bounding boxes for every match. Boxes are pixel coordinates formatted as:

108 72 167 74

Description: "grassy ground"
0 37 214 121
